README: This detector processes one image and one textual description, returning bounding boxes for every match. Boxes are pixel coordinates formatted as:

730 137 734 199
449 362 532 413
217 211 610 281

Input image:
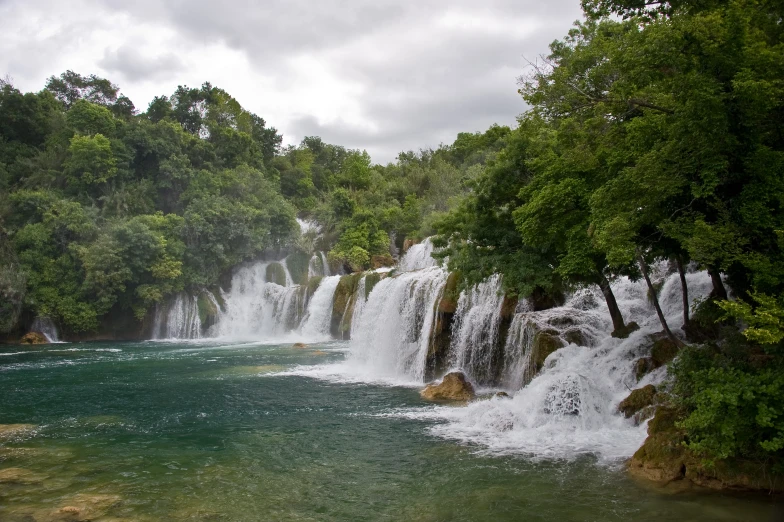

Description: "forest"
1 0 783 483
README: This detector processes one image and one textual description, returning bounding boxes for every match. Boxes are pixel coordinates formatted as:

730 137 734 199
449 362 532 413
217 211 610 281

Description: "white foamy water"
299 275 341 341
347 266 447 383
398 238 438 272
31 316 60 343
153 293 203 340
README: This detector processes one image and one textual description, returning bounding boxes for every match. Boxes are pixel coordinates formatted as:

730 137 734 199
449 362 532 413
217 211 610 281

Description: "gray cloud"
98 45 184 82
1 0 584 162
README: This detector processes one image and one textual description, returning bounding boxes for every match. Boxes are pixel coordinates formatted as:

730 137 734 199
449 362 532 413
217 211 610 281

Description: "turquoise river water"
0 340 780 521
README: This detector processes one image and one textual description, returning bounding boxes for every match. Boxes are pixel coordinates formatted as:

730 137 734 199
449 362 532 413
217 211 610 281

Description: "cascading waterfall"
153 293 202 340
31 316 59 343
299 275 341 340
350 276 367 340
423 270 715 461
215 262 304 340
348 267 448 383
398 238 437 272
447 274 505 385
308 252 331 278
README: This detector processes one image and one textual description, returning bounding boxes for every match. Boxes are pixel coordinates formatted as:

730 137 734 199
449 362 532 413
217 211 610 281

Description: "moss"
438 271 462 314
533 331 565 372
635 357 656 380
371 254 395 269
330 274 363 338
612 321 640 339
618 385 657 418
364 272 383 298
265 262 287 286
306 276 323 300
651 338 679 367
285 252 311 285
196 292 218 327
563 329 588 346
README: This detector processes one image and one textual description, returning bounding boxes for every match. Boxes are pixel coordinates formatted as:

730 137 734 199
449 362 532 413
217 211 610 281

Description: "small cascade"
153 293 202 339
308 252 331 278
447 274 505 385
350 276 368 340
500 314 536 391
349 267 448 382
215 262 303 340
31 316 59 342
399 238 437 272
300 275 341 340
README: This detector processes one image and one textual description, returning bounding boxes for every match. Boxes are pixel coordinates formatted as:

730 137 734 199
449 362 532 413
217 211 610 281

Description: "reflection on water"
0 341 778 521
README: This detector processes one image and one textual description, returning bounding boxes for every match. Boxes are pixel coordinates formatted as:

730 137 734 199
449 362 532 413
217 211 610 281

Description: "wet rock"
265 262 287 286
196 291 220 331
21 332 48 344
494 391 510 398
47 494 122 521
500 296 518 320
311 350 327 355
528 286 565 311
371 254 395 269
532 331 565 372
292 343 307 349
0 467 46 484
402 238 419 253
563 329 588 347
611 321 640 339
634 357 656 381
421 372 475 401
618 385 657 418
437 271 462 314
651 338 679 367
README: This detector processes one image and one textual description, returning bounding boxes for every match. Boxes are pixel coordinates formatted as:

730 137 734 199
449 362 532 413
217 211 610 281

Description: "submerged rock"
48 493 122 521
21 332 48 344
421 372 475 401
0 467 46 484
618 385 657 418
293 343 307 349
0 423 36 440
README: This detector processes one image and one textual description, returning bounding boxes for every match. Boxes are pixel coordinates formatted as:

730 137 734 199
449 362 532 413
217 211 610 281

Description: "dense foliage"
1 74 297 332
433 0 784 468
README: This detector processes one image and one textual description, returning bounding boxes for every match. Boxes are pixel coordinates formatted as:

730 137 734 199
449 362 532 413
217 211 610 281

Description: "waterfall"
348 267 448 383
423 270 715 461
31 316 59 343
399 238 437 272
299 275 341 340
350 276 367 340
308 252 331 278
447 274 505 385
215 262 303 340
153 293 202 339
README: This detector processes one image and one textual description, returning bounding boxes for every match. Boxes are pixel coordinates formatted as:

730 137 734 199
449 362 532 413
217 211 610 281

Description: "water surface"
0 341 777 521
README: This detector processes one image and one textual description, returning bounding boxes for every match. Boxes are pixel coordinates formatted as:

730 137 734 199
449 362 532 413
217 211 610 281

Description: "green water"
0 341 778 521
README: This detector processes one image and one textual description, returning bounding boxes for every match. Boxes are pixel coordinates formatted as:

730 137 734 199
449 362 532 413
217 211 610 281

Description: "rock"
651 338 679 367
312 350 327 355
402 238 418 253
0 467 46 484
438 271 462 314
634 357 656 381
0 423 36 440
21 332 48 344
495 391 510 398
563 329 588 347
611 321 640 339
532 331 565 372
292 343 307 349
48 494 122 521
633 405 656 426
196 291 220 331
421 372 475 401
500 296 518 320
618 385 657 418
529 286 565 311
371 254 395 269
265 262 287 286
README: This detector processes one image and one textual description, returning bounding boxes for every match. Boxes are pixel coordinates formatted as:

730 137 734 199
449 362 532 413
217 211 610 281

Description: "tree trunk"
675 256 689 326
708 267 728 300
639 253 685 348
597 272 626 334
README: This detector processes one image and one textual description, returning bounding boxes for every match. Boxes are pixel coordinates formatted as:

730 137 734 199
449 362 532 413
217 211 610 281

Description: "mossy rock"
306 276 323 300
529 286 565 311
330 274 363 338
635 357 656 380
286 251 311 285
438 271 462 314
651 338 679 367
612 321 640 339
618 385 657 418
21 332 47 344
197 291 220 329
500 296 518 320
371 254 395 269
563 329 588 347
265 262 287 286
533 331 565 372
364 272 383 298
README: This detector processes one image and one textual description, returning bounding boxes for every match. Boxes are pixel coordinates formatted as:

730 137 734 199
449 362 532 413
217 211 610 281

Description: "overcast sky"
0 0 583 163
